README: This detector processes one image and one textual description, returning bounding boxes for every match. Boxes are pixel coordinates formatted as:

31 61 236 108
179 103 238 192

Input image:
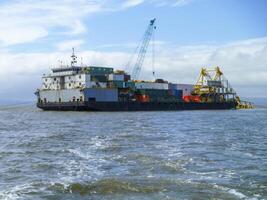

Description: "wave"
0 179 262 199
50 178 261 199
0 182 46 200
212 184 260 200
50 178 162 195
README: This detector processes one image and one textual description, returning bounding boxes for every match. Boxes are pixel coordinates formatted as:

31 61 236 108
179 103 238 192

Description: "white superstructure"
41 73 94 90
36 49 117 103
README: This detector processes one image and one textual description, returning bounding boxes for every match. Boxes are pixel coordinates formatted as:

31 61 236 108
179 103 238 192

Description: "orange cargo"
183 95 191 102
135 94 150 102
183 95 201 102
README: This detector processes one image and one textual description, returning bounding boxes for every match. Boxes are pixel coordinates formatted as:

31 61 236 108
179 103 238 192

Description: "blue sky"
0 0 266 102
84 0 267 47
8 0 267 52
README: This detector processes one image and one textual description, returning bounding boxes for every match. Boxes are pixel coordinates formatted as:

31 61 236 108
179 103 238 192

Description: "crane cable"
124 39 141 74
152 25 156 81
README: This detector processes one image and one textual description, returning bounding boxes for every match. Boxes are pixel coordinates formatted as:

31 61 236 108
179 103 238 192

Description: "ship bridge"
52 66 82 73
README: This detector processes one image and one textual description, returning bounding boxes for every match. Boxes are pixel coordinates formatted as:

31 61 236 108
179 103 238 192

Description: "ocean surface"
0 104 266 200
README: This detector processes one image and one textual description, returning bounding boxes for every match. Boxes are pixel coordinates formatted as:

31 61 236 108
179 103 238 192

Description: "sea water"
0 104 266 200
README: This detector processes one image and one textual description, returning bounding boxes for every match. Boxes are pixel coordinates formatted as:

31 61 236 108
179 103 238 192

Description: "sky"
0 0 266 102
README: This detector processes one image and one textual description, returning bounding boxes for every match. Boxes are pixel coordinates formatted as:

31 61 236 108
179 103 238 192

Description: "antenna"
58 60 63 68
81 57 83 66
71 47 77 67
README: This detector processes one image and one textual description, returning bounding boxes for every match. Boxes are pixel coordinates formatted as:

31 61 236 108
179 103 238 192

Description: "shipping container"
124 74 131 81
91 75 107 82
136 89 169 96
135 82 168 90
108 74 124 81
109 81 125 88
83 88 118 102
125 81 135 89
85 66 113 75
169 83 194 97
169 89 183 98
174 89 183 98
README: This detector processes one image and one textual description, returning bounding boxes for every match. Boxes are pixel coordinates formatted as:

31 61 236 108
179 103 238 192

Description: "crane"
192 67 253 108
193 66 237 102
131 18 156 80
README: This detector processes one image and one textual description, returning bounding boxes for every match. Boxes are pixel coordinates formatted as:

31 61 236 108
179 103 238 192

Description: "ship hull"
37 101 237 111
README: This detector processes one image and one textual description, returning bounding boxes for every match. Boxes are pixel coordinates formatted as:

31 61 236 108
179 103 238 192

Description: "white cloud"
0 0 102 47
56 40 84 51
149 38 267 87
122 0 145 8
0 27 48 46
94 40 166 49
150 0 192 7
0 37 266 100
0 0 194 47
172 0 193 7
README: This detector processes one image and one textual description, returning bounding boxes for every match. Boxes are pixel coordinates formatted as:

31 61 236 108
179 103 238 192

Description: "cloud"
172 0 193 7
150 0 193 7
0 27 48 46
0 0 194 47
0 37 266 101
56 40 85 51
150 38 267 87
94 40 166 49
122 0 145 8
0 0 102 47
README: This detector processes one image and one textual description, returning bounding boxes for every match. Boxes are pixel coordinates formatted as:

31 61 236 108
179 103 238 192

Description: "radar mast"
71 47 77 67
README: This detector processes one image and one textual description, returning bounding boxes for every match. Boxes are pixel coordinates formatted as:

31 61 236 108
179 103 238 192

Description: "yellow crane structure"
235 96 254 109
192 66 253 109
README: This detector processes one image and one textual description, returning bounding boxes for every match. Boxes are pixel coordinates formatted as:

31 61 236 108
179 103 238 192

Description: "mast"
71 47 77 67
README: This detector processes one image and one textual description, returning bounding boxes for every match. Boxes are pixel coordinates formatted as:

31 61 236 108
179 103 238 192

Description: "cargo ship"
35 53 251 111
35 19 253 111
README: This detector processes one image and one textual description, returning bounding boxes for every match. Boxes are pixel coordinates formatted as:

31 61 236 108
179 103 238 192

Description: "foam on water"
228 189 248 199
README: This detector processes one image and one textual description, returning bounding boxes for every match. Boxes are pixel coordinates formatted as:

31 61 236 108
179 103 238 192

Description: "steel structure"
192 66 253 108
193 67 236 102
131 18 156 80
